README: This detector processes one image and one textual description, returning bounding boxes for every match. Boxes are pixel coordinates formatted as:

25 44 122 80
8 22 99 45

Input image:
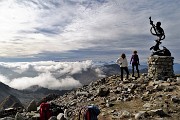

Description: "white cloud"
0 60 102 90
0 75 10 85
95 68 105 77
8 72 82 90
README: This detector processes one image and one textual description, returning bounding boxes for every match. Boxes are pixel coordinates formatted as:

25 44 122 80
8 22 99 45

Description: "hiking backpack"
40 102 52 120
79 105 100 120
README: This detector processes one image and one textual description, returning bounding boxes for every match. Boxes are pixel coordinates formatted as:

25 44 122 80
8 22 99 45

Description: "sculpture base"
147 56 174 80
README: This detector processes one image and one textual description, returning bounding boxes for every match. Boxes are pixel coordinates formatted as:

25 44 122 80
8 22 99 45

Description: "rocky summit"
0 74 180 120
51 74 180 120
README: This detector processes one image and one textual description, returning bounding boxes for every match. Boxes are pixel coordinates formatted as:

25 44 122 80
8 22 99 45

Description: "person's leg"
120 67 124 80
132 64 135 77
124 67 129 79
136 64 140 77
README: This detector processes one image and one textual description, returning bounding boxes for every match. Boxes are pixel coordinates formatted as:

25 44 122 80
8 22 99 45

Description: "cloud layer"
0 0 180 63
0 60 98 90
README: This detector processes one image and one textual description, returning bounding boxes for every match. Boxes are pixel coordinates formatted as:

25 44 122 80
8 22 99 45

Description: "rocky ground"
0 73 179 120
51 73 180 120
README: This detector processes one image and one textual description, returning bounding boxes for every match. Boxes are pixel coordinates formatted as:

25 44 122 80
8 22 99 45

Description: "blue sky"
0 0 180 63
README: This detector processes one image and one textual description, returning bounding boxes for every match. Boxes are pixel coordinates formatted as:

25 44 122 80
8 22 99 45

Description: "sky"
0 0 180 63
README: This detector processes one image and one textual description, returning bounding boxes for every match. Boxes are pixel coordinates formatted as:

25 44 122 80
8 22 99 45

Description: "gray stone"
148 109 167 117
64 109 73 119
120 110 131 118
97 86 110 97
164 86 175 92
76 91 89 97
31 113 40 120
176 77 180 84
15 112 26 120
57 113 65 120
49 116 57 120
171 96 180 103
0 117 14 120
105 102 114 107
143 103 153 108
134 111 148 120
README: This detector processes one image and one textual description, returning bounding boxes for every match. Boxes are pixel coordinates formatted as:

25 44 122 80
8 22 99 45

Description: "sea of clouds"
0 60 104 90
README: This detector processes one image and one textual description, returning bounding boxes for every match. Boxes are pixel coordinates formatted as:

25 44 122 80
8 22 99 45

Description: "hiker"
78 105 100 120
116 53 129 80
130 50 140 77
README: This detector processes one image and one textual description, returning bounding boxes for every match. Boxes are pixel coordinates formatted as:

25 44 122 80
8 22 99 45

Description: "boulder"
15 112 26 120
57 113 65 120
97 86 110 97
49 116 57 120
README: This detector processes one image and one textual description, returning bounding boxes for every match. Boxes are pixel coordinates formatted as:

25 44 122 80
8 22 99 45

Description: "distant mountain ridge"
174 63 180 74
0 82 68 106
96 63 148 76
94 61 180 74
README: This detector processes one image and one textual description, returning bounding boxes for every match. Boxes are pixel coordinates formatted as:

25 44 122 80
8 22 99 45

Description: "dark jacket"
130 54 139 65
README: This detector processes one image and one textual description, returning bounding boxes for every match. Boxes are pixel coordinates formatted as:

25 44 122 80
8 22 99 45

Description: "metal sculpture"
149 17 171 56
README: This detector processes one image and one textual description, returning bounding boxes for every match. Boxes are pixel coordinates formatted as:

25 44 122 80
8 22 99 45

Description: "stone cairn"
147 56 174 80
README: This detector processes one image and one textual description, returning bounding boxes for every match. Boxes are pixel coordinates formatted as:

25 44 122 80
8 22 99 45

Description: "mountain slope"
0 82 67 106
51 74 180 120
0 95 23 110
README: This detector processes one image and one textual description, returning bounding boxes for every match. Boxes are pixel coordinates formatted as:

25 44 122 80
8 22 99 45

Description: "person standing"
130 50 140 77
116 53 129 80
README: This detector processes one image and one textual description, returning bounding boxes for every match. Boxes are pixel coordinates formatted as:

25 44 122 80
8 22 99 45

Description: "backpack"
79 105 100 120
40 102 52 120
